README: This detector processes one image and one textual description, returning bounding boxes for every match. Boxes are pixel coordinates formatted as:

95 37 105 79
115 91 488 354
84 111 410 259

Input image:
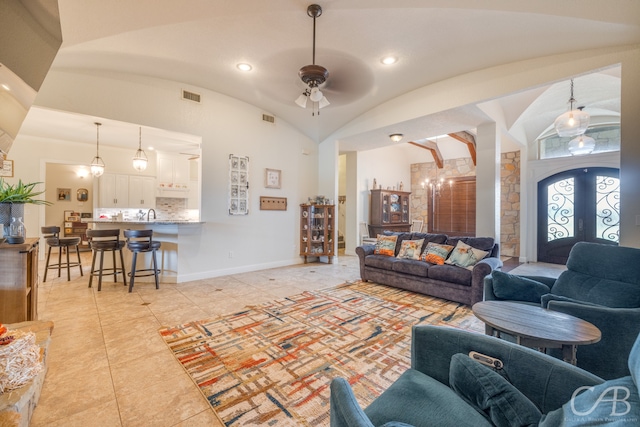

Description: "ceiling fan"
179 152 200 160
295 4 330 115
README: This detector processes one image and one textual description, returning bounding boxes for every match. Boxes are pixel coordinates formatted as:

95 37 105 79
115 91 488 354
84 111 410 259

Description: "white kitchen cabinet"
99 173 129 208
157 152 189 186
129 176 156 208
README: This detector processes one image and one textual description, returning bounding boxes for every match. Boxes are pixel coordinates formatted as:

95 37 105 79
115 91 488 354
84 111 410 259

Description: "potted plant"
0 178 52 235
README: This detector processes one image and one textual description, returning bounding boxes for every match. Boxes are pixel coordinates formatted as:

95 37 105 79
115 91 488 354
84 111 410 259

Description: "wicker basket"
0 330 42 394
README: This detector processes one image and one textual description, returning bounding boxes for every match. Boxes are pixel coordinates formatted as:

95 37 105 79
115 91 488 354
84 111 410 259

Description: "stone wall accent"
410 151 520 257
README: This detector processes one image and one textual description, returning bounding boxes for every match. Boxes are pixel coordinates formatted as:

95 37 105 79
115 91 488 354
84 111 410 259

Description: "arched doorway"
537 167 619 264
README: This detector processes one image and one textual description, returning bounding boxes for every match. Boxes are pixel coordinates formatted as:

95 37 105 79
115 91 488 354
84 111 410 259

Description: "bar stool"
86 229 127 291
41 226 83 281
124 229 161 293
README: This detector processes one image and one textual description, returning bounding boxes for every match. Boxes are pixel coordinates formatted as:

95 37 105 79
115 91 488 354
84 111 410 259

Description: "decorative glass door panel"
538 168 619 264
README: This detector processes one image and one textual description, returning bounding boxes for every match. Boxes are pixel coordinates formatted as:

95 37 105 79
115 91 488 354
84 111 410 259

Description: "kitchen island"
83 219 204 284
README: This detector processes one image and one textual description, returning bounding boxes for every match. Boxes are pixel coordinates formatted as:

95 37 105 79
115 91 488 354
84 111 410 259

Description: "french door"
537 167 619 264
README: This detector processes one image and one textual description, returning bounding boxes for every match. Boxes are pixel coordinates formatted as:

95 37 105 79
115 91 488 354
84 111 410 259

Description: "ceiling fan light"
318 96 330 109
568 135 596 156
554 109 590 137
389 133 404 143
295 93 308 108
309 87 323 102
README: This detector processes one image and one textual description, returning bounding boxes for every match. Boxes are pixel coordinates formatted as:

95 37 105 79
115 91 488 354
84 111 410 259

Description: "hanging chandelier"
295 4 330 115
554 79 590 137
132 127 148 171
90 122 105 177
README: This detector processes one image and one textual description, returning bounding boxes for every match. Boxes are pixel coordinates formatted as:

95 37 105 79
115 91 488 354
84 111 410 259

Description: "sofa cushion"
411 233 448 252
445 240 489 269
393 259 430 277
397 239 424 260
421 242 454 265
365 254 400 270
382 231 413 256
374 235 398 257
491 271 551 303
447 236 495 252
364 369 493 427
449 353 542 427
428 264 472 286
551 270 640 308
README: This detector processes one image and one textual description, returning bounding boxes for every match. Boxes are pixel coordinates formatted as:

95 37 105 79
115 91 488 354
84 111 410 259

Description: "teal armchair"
330 325 610 427
484 241 640 379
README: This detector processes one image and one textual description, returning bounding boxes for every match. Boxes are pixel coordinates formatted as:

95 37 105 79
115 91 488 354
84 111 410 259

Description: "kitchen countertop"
83 219 204 225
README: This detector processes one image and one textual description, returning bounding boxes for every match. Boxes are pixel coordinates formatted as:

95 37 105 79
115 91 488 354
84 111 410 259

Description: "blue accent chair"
330 325 640 427
484 241 640 380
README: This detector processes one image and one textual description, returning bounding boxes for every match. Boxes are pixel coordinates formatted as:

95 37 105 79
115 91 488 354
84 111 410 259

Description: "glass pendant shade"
554 108 590 137
132 127 148 171
90 122 105 177
318 96 330 109
568 135 596 156
295 93 308 108
90 156 105 177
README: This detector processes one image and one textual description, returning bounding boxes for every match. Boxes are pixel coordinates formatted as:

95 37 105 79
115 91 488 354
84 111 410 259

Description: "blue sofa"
330 325 640 427
483 241 640 380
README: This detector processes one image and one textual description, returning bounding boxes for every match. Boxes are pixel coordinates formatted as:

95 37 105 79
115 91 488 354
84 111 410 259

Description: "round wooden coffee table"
472 301 601 365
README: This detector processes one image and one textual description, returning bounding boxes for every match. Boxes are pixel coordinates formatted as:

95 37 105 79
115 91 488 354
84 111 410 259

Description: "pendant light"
554 79 590 137
132 127 148 171
90 122 105 177
568 134 596 156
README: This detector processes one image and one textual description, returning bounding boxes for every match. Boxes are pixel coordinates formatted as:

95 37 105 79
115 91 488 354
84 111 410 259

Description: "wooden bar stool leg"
152 249 159 289
88 249 97 288
111 249 117 282
57 246 62 278
76 245 83 276
119 249 127 288
128 251 138 293
43 245 52 282
65 245 72 281
98 250 105 291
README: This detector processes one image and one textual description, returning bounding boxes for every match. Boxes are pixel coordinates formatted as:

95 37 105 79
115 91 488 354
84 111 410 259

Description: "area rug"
159 281 484 426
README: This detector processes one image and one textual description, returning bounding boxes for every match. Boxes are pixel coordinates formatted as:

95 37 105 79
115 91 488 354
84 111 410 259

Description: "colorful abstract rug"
159 281 484 426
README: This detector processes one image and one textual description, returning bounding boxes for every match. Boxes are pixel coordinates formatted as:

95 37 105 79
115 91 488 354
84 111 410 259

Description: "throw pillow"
445 240 489 269
491 271 551 303
539 376 640 426
374 234 398 257
421 242 455 265
449 353 542 427
396 239 424 260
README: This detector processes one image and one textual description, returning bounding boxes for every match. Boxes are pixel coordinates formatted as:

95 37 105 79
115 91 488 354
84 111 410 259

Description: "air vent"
182 89 201 103
262 114 275 124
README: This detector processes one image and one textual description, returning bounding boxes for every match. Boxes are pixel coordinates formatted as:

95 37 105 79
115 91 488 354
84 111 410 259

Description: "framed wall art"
0 160 13 177
229 154 249 215
77 188 89 202
57 188 71 201
265 168 281 189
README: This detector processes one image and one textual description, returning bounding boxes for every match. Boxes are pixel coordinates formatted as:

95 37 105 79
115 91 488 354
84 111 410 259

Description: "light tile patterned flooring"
29 252 564 426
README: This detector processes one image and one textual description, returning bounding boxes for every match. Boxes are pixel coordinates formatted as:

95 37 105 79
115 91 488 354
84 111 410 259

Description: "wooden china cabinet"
300 204 335 264
369 189 411 237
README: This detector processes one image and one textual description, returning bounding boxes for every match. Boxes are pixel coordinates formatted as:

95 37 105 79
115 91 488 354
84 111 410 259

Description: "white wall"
10 70 319 279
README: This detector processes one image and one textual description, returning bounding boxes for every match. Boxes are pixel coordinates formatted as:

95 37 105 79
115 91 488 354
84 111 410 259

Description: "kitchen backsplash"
96 197 198 221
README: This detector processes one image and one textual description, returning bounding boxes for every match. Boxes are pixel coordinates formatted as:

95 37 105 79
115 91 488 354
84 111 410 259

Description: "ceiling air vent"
182 89 201 103
262 114 275 124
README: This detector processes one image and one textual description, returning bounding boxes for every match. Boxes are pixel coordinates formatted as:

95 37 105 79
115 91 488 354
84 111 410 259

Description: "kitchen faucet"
147 208 156 221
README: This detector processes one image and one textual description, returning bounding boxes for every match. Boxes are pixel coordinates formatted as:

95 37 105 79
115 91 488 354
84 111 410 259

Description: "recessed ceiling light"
381 56 397 65
237 63 252 72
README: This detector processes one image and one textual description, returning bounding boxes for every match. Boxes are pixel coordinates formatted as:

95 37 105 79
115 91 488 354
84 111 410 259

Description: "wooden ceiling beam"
448 131 476 165
408 141 443 168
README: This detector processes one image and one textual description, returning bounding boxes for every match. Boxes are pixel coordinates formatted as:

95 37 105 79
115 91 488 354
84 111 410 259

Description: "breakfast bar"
83 219 204 283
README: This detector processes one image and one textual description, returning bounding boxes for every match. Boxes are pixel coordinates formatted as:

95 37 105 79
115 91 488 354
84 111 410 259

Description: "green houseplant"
0 178 52 232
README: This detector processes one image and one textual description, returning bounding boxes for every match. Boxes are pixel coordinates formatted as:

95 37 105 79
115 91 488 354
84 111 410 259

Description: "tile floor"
29 252 565 426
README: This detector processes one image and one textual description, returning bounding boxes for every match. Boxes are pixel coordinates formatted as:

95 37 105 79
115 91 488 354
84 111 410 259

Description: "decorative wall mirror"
77 188 89 202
